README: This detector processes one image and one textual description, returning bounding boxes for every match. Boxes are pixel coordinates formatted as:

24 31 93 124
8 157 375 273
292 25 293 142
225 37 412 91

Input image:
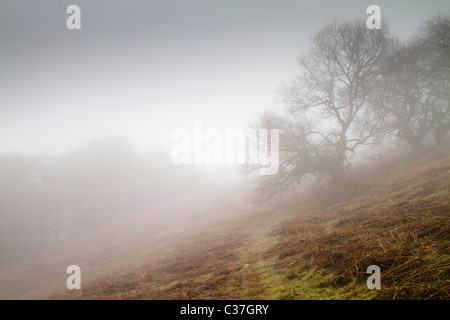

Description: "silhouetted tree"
246 20 396 201
370 15 450 154
419 15 450 152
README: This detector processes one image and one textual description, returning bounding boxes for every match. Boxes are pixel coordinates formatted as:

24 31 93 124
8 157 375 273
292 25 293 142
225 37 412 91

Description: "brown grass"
268 157 450 299
50 211 278 300
47 156 450 300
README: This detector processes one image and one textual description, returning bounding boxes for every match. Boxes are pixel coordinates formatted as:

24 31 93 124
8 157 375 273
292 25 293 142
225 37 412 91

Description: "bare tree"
243 111 335 202
370 15 450 154
419 15 450 152
371 44 437 153
245 20 396 202
281 20 395 181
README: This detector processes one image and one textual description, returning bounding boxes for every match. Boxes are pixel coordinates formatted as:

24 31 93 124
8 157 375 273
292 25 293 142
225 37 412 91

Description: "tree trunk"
329 127 348 201
401 127 424 154
434 121 450 155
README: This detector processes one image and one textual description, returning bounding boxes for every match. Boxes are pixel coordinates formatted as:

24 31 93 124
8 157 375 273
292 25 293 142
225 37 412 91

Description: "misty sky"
1 0 450 155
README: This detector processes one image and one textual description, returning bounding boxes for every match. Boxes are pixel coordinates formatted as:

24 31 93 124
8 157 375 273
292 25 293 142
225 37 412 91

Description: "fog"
1 1 449 299
2 0 448 155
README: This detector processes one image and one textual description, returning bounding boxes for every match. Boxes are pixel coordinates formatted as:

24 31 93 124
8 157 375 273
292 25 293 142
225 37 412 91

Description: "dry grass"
268 157 450 299
36 155 450 300
50 210 280 300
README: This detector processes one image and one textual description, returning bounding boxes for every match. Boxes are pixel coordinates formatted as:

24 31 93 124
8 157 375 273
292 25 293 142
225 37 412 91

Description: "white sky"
1 0 449 155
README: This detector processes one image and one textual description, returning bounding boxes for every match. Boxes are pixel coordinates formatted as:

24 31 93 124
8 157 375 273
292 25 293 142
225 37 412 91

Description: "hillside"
1 155 449 300
49 155 450 300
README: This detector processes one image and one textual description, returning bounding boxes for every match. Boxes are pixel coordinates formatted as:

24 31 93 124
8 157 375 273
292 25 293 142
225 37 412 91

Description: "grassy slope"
268 156 450 299
50 155 449 300
3 155 447 300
